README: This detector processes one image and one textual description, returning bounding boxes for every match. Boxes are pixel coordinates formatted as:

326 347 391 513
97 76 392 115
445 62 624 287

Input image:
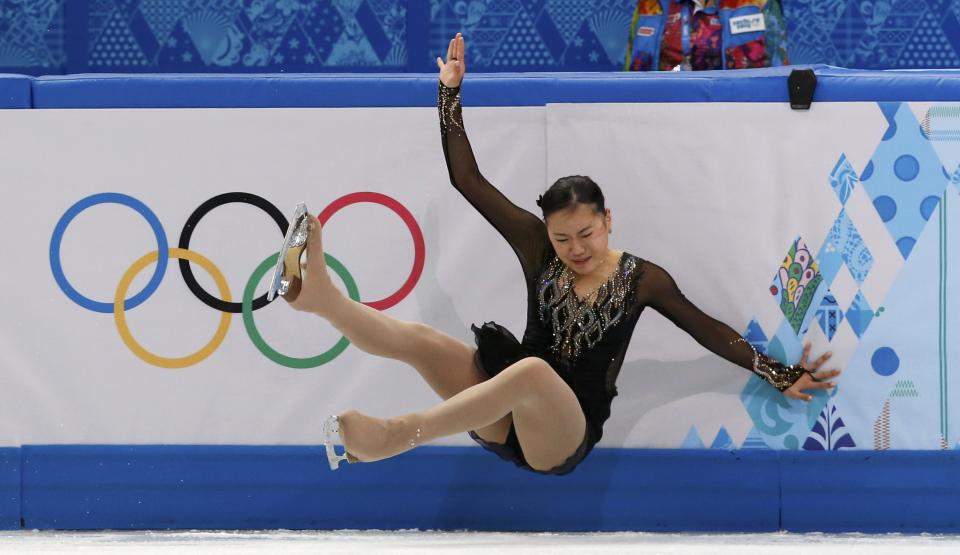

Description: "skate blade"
322 415 351 471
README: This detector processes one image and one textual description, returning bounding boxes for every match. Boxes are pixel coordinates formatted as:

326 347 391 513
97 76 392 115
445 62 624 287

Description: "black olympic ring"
178 192 288 313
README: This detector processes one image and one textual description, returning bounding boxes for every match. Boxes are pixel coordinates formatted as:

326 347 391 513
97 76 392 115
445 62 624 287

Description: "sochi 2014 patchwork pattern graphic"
733 101 960 451
0 0 64 70
5 1 960 72
87 0 408 70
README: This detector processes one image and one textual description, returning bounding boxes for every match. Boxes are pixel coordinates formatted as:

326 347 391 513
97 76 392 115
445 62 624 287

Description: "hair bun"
535 194 544 208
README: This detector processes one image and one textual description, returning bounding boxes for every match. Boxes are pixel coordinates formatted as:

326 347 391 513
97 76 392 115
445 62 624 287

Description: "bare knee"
504 357 558 393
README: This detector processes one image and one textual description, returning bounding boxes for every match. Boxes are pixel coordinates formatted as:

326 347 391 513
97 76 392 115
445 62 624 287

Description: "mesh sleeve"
439 82 550 282
636 261 807 392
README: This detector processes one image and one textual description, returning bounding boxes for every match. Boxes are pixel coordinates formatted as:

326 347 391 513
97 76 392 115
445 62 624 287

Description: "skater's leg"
339 357 586 472
285 215 511 443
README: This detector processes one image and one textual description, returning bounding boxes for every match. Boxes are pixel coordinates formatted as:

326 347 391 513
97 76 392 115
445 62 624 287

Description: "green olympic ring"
243 251 360 369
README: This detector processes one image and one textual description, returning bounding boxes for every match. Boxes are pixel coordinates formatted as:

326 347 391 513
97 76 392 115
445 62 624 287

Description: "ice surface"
1 531 960 554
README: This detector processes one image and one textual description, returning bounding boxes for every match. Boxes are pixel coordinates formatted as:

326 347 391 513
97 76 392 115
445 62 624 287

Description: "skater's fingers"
813 369 842 381
784 388 812 402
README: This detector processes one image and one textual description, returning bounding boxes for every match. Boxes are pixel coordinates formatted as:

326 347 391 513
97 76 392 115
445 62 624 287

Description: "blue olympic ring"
49 192 169 313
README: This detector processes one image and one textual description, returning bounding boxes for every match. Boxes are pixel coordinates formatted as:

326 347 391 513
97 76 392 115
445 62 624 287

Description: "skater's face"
545 203 612 276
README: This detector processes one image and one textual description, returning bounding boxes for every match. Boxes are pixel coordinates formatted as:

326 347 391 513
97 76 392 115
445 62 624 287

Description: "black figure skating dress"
438 82 806 475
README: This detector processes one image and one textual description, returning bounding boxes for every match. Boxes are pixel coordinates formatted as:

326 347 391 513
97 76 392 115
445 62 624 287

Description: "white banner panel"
0 107 543 446
1 101 958 450
547 101 960 450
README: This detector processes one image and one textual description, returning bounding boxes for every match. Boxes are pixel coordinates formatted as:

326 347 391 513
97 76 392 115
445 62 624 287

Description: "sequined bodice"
512 250 647 445
538 254 641 361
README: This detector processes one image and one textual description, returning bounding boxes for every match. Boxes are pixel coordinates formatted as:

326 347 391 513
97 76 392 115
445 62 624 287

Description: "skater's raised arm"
437 33 549 280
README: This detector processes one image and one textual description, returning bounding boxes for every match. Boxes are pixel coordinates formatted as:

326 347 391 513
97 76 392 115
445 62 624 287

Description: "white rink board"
1 101 955 450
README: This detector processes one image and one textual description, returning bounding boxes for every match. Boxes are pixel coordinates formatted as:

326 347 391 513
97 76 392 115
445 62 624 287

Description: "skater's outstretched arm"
635 261 842 401
437 33 549 281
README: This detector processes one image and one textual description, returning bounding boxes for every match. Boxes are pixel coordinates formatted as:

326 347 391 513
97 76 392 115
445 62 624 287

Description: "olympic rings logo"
49 191 425 369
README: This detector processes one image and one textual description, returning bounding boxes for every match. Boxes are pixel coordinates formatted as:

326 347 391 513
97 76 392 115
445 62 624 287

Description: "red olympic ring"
317 192 425 311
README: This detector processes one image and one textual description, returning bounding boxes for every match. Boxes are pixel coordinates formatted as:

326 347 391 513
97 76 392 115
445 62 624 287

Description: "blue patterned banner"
0 0 65 72
80 0 413 72
3 1 960 74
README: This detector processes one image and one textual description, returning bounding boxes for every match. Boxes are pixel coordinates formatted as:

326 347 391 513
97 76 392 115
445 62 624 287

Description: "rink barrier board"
2 70 959 531
19 446 779 532
780 451 960 533
10 447 960 532
0 449 19 530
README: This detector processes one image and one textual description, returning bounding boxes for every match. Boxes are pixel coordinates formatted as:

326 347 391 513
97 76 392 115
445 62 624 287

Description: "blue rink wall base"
2 446 959 532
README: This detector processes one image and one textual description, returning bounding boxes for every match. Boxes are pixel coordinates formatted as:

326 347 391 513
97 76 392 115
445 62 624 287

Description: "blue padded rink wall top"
27 66 960 108
2 67 960 540
0 74 31 108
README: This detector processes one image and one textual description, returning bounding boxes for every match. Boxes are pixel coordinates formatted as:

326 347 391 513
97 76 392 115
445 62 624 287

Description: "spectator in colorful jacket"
625 0 788 71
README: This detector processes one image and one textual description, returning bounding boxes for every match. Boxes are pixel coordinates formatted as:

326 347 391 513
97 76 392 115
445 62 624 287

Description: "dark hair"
536 175 606 219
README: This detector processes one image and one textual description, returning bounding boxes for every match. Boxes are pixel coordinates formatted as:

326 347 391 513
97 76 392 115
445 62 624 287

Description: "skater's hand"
437 33 465 89
783 342 842 402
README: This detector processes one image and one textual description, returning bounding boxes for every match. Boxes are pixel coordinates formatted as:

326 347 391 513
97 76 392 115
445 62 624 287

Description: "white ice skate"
321 415 352 470
267 202 310 302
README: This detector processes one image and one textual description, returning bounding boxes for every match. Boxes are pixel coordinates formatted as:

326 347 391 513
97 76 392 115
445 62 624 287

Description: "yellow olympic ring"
114 248 232 369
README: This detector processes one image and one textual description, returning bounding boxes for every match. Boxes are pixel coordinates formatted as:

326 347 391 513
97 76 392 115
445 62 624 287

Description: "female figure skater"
271 34 840 474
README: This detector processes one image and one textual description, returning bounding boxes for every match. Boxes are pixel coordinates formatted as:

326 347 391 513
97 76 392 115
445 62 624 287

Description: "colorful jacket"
625 0 788 71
